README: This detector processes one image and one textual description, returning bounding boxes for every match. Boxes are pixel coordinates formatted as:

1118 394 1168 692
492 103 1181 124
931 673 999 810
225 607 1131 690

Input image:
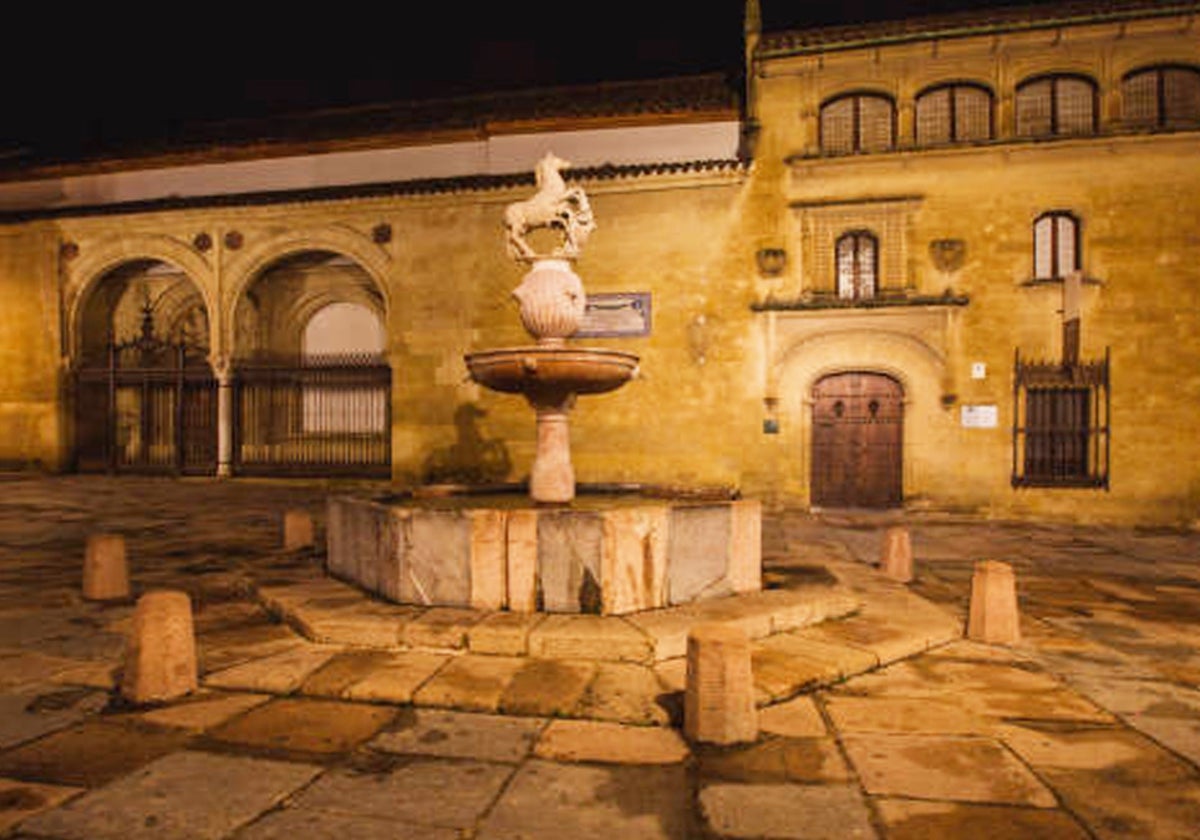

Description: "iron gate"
232 354 391 477
74 335 217 475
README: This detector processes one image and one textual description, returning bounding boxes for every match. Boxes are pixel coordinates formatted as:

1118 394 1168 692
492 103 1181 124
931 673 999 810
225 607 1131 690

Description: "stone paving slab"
133 691 270 732
699 782 876 839
759 695 828 738
841 733 1058 807
234 806 458 840
204 697 396 756
370 708 545 763
338 651 449 703
17 750 321 840
293 758 514 830
477 759 692 839
874 799 1091 840
534 719 690 765
0 688 107 750
412 655 526 712
499 657 596 716
0 776 82 834
202 646 341 694
0 721 193 788
696 737 854 784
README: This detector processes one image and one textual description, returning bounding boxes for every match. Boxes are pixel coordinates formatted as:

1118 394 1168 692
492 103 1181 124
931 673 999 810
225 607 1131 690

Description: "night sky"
5 0 1044 165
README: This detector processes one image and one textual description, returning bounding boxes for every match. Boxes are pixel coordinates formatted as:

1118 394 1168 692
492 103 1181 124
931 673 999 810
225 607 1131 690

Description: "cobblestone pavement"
0 474 1198 839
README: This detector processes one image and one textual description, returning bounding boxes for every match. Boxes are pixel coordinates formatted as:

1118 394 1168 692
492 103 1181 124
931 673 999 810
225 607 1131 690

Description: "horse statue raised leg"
504 152 596 261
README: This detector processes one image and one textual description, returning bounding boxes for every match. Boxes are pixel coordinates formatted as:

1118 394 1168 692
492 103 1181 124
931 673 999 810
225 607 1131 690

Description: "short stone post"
684 622 758 745
121 590 198 704
880 526 913 583
967 560 1021 645
283 509 314 551
83 533 130 601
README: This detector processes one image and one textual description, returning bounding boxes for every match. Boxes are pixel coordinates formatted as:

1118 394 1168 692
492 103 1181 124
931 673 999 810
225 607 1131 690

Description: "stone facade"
0 5 1197 525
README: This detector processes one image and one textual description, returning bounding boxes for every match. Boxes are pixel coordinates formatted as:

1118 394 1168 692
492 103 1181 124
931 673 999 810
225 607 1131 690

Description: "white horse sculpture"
504 153 596 261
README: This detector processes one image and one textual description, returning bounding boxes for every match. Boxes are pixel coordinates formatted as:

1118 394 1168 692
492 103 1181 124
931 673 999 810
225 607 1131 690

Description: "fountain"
465 152 638 504
327 154 762 615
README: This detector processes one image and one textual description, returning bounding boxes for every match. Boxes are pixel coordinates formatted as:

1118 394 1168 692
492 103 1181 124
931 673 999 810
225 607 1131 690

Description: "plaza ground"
0 474 1198 839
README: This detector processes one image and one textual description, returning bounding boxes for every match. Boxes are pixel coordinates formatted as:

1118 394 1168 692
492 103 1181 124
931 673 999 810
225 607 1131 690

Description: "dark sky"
5 0 1043 164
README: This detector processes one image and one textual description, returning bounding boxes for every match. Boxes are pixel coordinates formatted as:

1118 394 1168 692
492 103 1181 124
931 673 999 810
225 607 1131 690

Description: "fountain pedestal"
531 398 574 503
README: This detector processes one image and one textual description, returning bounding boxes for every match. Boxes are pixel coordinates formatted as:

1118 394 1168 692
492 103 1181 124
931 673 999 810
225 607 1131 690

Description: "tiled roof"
3 74 740 177
759 0 1200 57
0 158 747 223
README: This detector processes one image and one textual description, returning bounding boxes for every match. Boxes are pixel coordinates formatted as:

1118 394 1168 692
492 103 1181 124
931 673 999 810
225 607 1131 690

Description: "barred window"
1122 65 1200 129
820 93 895 154
915 83 994 145
836 230 878 300
1013 352 1110 489
1016 75 1097 137
1033 211 1079 281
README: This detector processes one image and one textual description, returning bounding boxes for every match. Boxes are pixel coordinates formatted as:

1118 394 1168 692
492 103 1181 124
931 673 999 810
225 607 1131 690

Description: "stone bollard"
283 509 315 551
880 526 913 583
83 533 130 601
684 622 758 745
120 590 198 704
967 560 1021 645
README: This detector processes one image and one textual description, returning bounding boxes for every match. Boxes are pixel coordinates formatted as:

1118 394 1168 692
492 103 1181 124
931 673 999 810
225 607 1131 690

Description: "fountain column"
530 394 576 503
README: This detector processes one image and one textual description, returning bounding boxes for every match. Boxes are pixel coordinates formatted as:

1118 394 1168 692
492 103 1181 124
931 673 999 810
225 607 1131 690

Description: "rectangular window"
1012 352 1109 489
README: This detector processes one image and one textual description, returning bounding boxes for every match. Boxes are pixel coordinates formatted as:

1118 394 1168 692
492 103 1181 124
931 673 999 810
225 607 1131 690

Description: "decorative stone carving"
503 153 595 262
512 259 586 345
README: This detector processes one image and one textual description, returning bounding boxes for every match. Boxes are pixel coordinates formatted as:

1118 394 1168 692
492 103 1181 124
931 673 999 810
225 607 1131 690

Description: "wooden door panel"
811 372 902 508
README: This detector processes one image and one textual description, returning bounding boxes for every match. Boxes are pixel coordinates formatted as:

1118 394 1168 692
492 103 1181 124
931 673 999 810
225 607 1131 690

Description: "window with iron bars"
1033 211 1080 281
915 82 994 146
819 92 896 154
1015 74 1098 138
1012 350 1110 489
1122 65 1200 130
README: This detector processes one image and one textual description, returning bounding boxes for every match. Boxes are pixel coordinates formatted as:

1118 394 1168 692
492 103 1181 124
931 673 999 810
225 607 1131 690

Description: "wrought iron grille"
232 353 391 477
73 337 216 475
1012 348 1110 489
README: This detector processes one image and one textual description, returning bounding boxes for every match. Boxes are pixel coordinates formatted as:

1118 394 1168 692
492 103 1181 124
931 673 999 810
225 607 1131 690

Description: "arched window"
1033 211 1080 281
836 231 878 300
820 93 895 154
1015 75 1098 137
1122 65 1200 129
915 83 994 145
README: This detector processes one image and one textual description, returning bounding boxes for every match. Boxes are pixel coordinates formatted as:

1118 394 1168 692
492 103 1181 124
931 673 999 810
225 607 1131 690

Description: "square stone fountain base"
327 495 762 616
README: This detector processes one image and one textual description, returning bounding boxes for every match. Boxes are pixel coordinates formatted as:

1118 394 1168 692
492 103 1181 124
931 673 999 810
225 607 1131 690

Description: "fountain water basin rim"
465 346 639 396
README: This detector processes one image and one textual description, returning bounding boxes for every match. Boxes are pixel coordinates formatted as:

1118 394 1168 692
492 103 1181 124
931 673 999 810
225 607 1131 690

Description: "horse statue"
504 152 596 261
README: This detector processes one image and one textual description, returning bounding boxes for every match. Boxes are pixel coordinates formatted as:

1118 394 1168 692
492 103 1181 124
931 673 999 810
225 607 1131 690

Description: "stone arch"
770 327 952 504
223 226 391 354
66 235 215 362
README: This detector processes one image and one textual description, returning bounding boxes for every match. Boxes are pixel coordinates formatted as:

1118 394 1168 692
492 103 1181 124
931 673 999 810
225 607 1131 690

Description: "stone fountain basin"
327 493 761 616
464 347 639 396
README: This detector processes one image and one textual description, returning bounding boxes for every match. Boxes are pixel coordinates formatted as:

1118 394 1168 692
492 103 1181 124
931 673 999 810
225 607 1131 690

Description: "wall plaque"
961 404 999 429
576 292 651 338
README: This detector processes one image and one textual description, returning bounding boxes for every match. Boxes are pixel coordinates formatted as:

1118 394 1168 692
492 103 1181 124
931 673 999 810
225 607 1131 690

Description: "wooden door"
811 372 903 508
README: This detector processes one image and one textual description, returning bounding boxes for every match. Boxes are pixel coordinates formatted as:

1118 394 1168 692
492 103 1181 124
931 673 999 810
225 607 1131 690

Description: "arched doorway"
73 260 216 473
811 372 903 508
231 251 390 476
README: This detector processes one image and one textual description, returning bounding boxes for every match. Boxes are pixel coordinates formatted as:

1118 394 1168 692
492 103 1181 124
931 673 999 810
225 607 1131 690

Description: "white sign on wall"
961 404 999 428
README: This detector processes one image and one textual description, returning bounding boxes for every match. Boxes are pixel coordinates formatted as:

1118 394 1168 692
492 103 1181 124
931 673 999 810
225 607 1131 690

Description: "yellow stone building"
0 1 1196 525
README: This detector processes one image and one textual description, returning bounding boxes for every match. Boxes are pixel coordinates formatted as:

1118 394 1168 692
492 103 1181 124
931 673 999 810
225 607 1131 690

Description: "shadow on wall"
423 403 512 484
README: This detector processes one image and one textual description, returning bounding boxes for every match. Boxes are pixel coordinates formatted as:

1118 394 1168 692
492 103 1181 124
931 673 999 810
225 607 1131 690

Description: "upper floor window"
1033 211 1080 281
1016 75 1098 138
836 230 878 300
820 93 895 154
1122 65 1200 129
915 83 994 145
